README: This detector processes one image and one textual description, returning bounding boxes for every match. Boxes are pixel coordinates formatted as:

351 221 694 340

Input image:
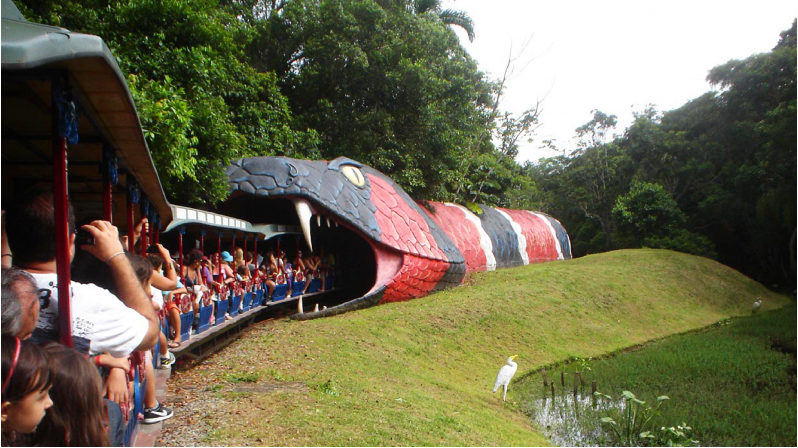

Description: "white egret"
492 355 519 402
752 298 762 314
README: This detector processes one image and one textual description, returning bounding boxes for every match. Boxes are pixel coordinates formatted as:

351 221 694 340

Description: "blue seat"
272 284 287 302
215 300 229 325
242 292 252 312
230 295 241 317
179 312 193 341
196 305 213 334
251 289 264 308
291 280 306 297
306 278 321 294
326 276 335 290
125 360 145 446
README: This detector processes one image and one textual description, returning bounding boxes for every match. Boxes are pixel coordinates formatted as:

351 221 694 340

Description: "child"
1 335 54 445
31 343 109 446
127 254 174 424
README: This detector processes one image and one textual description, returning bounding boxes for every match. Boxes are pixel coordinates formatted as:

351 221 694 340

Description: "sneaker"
141 402 174 424
159 351 175 369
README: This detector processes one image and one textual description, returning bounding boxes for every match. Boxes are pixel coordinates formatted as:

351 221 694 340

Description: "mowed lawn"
160 249 791 446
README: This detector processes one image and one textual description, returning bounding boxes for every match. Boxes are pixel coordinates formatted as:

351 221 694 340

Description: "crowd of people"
1 188 335 447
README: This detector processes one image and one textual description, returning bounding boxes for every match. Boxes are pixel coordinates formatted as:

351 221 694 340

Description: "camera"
75 228 95 246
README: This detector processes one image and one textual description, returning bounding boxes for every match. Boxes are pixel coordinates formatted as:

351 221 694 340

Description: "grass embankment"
163 249 790 446
517 304 796 446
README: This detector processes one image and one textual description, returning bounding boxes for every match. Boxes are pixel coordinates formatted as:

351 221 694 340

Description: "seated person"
144 254 176 366
258 264 275 300
5 189 159 357
218 251 236 286
302 251 319 293
183 249 211 323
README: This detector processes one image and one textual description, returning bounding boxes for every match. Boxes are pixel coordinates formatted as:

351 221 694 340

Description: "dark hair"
6 189 76 265
146 254 164 270
71 248 115 293
32 343 109 447
236 265 248 277
1 267 37 337
127 253 153 285
1 335 53 404
187 249 204 266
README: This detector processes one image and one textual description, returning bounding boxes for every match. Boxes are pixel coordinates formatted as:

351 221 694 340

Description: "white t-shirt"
150 285 164 310
31 273 150 358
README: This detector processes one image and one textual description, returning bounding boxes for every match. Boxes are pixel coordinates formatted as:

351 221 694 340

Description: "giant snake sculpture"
225 156 571 320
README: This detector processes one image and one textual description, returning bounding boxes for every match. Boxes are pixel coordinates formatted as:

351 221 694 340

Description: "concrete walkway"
133 365 171 447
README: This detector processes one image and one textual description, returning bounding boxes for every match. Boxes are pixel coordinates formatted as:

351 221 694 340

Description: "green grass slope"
164 249 790 446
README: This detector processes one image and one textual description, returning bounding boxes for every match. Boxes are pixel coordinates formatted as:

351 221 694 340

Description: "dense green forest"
16 0 795 287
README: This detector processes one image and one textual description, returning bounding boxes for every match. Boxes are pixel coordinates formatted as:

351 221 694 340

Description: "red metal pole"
53 133 73 348
178 230 184 280
244 235 248 262
232 233 236 254
127 194 135 253
217 234 222 275
154 226 160 245
200 233 205 254
140 221 148 256
103 172 112 223
253 236 258 270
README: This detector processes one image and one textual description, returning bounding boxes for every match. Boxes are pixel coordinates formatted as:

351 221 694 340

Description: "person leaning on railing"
4 188 160 357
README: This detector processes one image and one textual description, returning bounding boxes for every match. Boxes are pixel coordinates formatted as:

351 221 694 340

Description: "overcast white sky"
446 0 797 163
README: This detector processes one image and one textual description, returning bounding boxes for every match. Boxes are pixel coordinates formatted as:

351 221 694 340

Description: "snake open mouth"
221 155 409 318
218 193 401 317
224 156 468 320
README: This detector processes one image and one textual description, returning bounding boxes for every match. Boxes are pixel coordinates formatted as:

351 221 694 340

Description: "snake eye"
341 165 366 188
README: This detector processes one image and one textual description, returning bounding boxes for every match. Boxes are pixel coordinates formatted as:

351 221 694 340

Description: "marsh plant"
596 390 681 446
657 423 700 447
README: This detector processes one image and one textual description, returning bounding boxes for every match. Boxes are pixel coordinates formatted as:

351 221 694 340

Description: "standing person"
5 190 159 357
1 335 54 446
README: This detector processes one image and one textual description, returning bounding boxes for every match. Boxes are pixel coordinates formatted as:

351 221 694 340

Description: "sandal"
167 341 181 349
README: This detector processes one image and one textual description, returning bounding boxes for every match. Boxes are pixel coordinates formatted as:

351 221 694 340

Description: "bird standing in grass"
493 355 518 402
752 298 762 314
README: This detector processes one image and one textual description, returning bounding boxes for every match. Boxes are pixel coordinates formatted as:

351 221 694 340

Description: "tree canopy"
14 1 796 287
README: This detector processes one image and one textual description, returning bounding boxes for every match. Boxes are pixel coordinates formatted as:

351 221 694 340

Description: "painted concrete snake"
226 156 571 320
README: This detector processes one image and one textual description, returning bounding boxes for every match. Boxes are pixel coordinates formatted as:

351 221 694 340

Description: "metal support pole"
217 233 222 276
127 181 139 253
52 75 77 348
178 227 185 280
53 132 72 347
102 145 117 223
253 236 259 270
140 199 149 255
